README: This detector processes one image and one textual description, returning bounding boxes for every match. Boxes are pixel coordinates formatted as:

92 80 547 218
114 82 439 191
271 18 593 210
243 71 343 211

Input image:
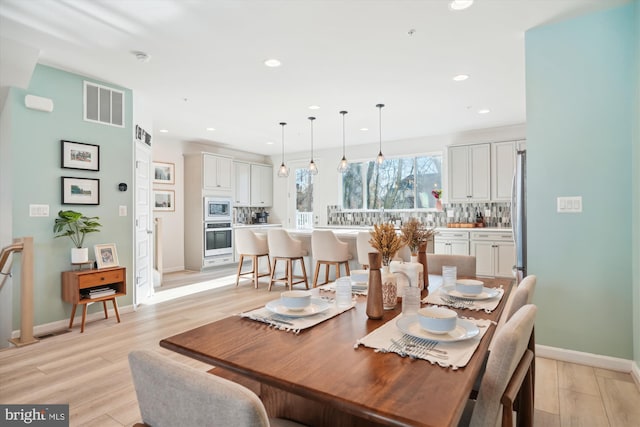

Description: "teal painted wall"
526 4 635 358
9 64 134 328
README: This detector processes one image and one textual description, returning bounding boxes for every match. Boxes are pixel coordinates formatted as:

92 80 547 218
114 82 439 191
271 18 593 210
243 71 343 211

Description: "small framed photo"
154 189 175 212
61 177 100 205
153 162 175 184
61 140 100 171
94 243 119 269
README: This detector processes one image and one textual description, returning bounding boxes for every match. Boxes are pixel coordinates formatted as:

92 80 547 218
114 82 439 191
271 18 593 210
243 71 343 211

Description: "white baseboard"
162 266 184 273
536 344 633 373
11 304 135 339
632 361 640 389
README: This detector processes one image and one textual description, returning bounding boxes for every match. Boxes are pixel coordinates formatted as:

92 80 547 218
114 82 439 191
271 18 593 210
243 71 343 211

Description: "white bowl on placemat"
350 270 368 284
455 279 484 296
417 307 457 334
280 290 312 311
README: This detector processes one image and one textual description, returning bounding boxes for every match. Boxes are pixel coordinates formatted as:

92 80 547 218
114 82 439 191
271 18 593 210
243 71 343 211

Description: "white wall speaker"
24 94 54 112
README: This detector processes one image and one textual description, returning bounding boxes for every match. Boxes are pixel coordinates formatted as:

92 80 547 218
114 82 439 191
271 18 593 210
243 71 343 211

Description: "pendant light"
277 122 289 178
308 116 319 175
376 103 385 164
337 110 348 173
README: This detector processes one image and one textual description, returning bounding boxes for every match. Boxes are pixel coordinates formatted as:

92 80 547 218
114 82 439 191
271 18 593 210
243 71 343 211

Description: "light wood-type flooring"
1 268 638 426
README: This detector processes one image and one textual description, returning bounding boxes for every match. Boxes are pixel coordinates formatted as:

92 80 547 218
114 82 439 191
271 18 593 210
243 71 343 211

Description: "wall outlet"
426 214 434 222
484 209 491 217
446 209 455 218
29 204 49 217
119 205 127 216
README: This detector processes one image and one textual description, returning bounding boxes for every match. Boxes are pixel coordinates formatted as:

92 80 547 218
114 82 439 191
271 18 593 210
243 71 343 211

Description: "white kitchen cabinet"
250 164 273 207
203 153 232 191
234 161 251 206
470 231 515 278
448 144 490 202
491 141 521 201
434 230 469 255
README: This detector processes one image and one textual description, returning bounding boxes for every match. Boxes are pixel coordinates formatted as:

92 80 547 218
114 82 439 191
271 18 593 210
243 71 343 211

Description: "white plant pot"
71 247 89 264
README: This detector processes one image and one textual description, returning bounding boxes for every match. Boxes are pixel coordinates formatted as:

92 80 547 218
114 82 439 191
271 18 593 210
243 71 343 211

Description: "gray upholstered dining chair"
474 275 538 398
490 275 537 350
235 228 271 289
311 230 352 287
505 275 537 320
460 304 537 427
129 350 306 427
427 254 476 277
356 231 376 269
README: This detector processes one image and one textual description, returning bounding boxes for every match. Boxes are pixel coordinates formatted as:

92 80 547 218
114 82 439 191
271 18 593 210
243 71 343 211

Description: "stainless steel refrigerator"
511 149 527 282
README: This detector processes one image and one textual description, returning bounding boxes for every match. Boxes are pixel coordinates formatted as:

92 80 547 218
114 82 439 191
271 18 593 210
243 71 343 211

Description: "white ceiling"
0 0 628 155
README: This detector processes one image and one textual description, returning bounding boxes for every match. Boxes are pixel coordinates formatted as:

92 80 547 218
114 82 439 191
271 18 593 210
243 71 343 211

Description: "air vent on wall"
83 81 124 127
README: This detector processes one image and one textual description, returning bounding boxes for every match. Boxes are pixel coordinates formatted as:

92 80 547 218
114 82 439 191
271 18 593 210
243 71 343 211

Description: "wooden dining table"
160 276 513 427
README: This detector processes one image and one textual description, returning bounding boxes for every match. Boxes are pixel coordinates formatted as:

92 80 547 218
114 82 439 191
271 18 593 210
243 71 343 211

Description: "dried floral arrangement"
369 222 403 266
400 218 436 255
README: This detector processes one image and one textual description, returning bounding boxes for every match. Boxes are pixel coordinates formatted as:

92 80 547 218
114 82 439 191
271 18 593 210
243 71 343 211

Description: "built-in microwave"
204 196 232 221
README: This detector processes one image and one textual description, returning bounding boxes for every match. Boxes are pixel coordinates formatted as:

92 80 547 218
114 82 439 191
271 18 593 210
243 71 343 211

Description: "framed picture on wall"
153 162 175 184
94 243 119 269
61 140 100 171
154 189 175 212
61 177 100 205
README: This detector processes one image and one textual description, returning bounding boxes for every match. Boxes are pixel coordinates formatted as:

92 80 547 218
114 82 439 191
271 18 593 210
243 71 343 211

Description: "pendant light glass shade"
376 103 385 164
337 110 348 173
277 122 289 178
308 116 319 175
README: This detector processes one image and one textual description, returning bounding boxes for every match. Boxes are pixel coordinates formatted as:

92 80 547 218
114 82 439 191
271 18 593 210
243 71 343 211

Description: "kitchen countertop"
233 223 282 228
316 225 512 233
231 224 511 234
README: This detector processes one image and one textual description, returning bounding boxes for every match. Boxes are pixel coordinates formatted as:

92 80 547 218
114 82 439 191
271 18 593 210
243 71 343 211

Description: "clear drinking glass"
402 286 421 316
335 277 353 308
442 265 457 287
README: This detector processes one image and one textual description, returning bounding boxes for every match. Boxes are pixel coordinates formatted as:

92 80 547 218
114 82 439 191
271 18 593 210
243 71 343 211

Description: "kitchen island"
234 225 514 282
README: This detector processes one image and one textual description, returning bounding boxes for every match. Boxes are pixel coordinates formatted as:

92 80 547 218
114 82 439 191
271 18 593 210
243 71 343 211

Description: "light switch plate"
119 205 127 216
447 209 455 218
484 209 491 217
557 196 582 213
29 204 49 217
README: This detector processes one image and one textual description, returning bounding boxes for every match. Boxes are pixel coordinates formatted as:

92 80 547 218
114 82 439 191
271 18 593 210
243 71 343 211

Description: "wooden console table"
61 266 126 333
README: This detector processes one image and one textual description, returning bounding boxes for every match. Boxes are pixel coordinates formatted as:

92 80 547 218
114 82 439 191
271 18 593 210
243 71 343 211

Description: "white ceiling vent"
83 81 124 127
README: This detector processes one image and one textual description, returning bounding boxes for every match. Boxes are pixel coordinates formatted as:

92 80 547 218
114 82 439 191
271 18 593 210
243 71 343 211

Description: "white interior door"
135 141 153 305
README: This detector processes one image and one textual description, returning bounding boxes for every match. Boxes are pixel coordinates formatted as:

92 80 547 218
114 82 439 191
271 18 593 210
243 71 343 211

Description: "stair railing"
1 237 38 347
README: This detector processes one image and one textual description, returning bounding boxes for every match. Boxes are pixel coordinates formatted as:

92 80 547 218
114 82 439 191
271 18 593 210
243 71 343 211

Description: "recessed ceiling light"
266 141 274 145
449 0 474 11
360 128 369 131
478 108 491 114
206 127 216 131
159 129 169 133
453 74 469 81
132 50 151 63
308 105 320 110
264 59 281 67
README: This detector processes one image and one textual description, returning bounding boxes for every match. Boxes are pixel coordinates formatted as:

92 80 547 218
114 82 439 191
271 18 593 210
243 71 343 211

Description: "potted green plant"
53 210 102 263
